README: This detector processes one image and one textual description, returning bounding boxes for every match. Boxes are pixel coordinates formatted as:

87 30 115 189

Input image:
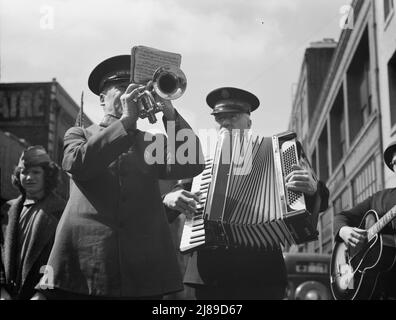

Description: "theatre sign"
0 83 49 122
0 81 92 154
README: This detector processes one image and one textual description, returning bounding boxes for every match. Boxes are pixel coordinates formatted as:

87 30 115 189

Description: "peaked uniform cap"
88 55 131 95
206 87 260 115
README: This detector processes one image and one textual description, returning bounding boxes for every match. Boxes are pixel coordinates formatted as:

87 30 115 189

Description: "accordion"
180 130 319 253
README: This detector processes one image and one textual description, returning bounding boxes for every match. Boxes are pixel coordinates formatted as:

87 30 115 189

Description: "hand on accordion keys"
163 189 201 218
285 164 318 196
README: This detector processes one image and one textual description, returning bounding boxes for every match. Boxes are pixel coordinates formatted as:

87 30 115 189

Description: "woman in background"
0 146 65 300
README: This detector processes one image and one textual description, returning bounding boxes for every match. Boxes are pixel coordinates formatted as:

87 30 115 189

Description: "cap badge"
221 89 230 99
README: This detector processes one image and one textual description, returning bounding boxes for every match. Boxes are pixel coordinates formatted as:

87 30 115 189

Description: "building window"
57 138 64 165
296 105 302 137
330 88 346 170
347 28 371 144
311 149 317 177
334 187 352 214
360 62 372 124
301 85 309 138
384 0 394 21
352 158 377 205
333 195 342 215
340 118 346 156
319 209 333 254
318 125 329 182
388 51 396 128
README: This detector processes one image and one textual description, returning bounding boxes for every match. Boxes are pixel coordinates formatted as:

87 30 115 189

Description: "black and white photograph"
0 0 396 307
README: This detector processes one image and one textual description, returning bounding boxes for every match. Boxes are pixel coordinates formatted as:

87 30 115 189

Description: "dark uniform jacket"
45 113 204 297
334 188 396 247
0 193 65 299
180 181 329 290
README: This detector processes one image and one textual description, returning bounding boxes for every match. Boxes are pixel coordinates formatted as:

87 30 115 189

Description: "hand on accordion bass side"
285 164 318 196
163 189 201 218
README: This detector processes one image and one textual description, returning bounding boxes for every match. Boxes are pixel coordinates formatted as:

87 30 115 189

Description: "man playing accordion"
163 87 329 300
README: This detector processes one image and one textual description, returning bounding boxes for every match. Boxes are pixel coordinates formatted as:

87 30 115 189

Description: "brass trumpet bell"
137 65 187 124
152 65 187 100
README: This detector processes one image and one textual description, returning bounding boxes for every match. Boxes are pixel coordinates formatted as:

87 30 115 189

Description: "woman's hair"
11 162 61 196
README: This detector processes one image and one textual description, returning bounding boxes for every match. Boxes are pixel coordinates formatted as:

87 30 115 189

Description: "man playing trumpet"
37 54 204 299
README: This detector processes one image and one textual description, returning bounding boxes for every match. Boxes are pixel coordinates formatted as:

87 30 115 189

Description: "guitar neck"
368 204 396 240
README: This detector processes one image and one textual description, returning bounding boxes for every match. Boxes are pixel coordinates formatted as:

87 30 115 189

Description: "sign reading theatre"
0 86 49 121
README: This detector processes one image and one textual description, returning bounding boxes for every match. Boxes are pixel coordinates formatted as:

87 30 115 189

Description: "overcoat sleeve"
304 180 330 230
62 119 138 181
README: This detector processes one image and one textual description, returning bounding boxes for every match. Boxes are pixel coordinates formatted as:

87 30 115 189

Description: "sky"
0 0 350 140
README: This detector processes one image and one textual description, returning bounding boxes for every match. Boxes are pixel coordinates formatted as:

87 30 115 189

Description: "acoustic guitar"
330 206 396 300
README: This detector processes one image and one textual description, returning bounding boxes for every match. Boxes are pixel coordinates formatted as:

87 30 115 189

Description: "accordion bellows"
180 130 318 253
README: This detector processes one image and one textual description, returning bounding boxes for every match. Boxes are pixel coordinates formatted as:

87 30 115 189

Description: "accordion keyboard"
281 140 306 212
179 158 213 253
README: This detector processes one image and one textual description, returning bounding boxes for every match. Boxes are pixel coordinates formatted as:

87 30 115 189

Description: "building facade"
289 39 337 152
376 0 396 187
289 0 396 254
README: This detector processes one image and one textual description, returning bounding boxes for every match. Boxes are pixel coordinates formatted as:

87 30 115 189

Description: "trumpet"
134 65 187 124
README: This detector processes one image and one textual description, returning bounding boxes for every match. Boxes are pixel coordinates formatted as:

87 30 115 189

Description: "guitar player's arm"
334 195 372 245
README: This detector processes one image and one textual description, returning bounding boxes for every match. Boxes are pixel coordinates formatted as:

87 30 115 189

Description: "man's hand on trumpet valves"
120 83 144 126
